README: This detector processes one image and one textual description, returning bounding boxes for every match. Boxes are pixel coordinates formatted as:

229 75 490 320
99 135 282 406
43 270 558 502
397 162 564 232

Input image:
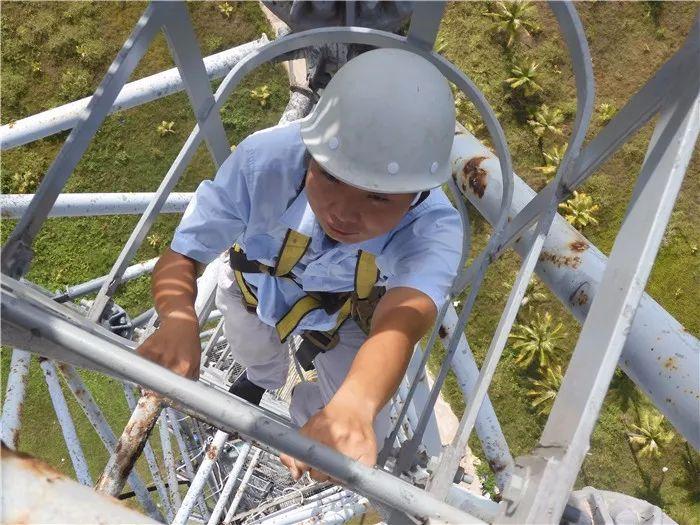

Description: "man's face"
305 158 415 243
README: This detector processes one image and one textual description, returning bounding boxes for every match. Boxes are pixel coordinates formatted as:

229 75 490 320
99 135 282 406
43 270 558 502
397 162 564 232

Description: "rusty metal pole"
0 349 32 450
95 392 163 496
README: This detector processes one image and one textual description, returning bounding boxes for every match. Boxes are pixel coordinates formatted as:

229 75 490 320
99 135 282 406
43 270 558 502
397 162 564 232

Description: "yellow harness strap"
275 250 379 342
273 230 311 277
355 250 379 300
232 230 379 343
232 244 258 308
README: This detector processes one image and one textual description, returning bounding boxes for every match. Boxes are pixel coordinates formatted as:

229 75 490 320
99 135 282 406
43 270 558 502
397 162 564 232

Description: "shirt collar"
279 188 317 237
279 188 392 256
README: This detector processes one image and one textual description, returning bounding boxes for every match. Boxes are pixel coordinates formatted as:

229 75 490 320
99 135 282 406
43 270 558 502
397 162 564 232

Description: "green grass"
1 1 699 522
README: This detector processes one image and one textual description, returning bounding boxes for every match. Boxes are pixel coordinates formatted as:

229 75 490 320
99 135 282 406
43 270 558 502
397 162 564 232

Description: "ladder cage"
1 1 698 524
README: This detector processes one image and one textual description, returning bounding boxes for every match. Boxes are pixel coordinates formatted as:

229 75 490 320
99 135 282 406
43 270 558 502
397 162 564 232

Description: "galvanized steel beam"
174 429 230 525
451 136 700 448
1 445 157 525
209 442 253 525
0 193 192 220
57 362 162 519
95 391 163 497
39 358 93 486
0 349 31 450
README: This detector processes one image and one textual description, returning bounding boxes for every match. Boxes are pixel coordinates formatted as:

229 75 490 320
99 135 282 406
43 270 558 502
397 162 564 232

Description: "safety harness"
229 229 382 350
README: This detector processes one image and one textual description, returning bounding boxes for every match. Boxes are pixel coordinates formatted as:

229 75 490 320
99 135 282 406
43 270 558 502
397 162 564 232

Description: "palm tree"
526 364 563 415
528 104 564 151
484 1 540 49
509 311 566 369
506 60 543 97
627 409 674 459
625 408 675 493
559 191 600 230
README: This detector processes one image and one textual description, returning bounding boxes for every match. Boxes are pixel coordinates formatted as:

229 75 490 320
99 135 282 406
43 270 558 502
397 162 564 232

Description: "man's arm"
280 286 437 480
137 248 202 378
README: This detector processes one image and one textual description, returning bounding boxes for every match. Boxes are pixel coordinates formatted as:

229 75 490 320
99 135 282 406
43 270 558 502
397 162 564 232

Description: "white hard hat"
300 48 455 194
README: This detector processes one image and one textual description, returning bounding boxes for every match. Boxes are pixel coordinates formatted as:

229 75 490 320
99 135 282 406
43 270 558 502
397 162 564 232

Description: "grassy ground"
1 1 698 523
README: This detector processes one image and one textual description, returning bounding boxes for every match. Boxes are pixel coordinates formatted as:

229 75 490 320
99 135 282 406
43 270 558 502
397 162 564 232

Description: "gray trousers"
215 271 392 441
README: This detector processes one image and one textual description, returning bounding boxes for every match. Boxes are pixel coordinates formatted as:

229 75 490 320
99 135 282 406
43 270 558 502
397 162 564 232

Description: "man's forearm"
333 332 413 419
330 287 437 419
152 247 199 325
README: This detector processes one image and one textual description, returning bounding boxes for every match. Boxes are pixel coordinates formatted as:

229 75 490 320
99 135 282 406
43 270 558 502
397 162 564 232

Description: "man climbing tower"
138 48 462 480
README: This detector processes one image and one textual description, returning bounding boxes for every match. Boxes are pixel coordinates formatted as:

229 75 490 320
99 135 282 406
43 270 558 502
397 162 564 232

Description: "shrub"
506 60 543 97
559 191 600 230
527 104 564 139
147 233 164 249
534 145 567 178
157 121 175 136
250 85 271 107
597 102 617 125
626 409 674 459
10 171 41 194
216 2 234 19
484 1 540 49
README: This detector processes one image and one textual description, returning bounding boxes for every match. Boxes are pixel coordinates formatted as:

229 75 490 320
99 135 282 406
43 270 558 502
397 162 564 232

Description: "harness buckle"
302 330 340 351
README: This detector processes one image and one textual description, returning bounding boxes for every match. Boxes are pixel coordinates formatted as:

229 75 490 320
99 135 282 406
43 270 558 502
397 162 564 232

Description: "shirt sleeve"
378 204 464 311
170 143 252 264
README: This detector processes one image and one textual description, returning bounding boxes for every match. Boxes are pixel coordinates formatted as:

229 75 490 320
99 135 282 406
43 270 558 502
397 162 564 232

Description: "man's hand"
280 396 376 482
137 318 201 379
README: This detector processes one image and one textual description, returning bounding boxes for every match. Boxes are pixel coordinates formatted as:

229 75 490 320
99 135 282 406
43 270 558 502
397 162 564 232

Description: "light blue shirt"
171 122 463 334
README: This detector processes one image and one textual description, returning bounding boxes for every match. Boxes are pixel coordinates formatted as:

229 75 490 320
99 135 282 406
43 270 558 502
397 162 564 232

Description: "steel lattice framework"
1 2 698 524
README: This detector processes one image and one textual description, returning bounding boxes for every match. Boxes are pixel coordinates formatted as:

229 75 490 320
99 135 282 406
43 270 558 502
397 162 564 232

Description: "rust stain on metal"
539 251 582 269
663 356 678 371
569 240 589 253
462 156 488 198
438 325 448 339
206 444 218 460
488 458 508 473
572 289 589 306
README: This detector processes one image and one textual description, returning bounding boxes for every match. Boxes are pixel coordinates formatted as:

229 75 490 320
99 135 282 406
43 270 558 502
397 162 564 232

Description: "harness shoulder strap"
354 250 379 300
232 245 259 308
274 230 311 277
